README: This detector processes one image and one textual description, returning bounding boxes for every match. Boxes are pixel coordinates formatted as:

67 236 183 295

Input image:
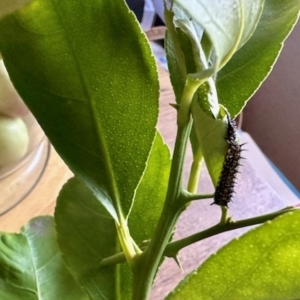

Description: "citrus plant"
0 0 299 299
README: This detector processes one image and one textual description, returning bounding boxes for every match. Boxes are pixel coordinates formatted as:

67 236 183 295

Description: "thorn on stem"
170 103 179 110
173 255 184 272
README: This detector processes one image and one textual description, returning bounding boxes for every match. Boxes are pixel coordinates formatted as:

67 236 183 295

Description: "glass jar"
0 60 50 215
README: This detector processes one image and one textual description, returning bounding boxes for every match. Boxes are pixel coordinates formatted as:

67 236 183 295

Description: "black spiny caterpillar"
212 114 244 207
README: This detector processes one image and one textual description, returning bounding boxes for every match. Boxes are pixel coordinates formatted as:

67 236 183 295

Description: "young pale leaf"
129 132 171 243
238 0 265 48
167 211 300 300
165 22 222 184
173 0 265 73
217 0 300 116
0 216 88 300
0 0 159 222
55 177 132 300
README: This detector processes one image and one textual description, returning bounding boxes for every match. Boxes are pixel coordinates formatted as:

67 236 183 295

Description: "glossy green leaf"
54 133 170 299
0 0 159 222
0 216 88 300
168 211 300 300
129 132 171 243
173 0 265 72
55 177 132 300
217 0 300 116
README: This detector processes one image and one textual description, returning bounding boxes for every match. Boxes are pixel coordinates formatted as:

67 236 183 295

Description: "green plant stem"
116 217 140 264
178 80 202 125
180 191 214 204
220 206 228 224
187 150 202 193
132 119 192 300
99 240 149 267
99 252 125 268
164 206 298 257
100 206 298 267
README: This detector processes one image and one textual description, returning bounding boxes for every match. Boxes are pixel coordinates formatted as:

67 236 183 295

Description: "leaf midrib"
51 0 121 220
24 235 40 299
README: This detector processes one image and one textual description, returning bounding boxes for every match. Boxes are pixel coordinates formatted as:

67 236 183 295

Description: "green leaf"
0 0 159 222
191 100 228 186
173 0 265 72
167 211 300 300
0 216 88 300
164 5 220 106
55 177 132 300
165 20 223 186
217 0 300 116
238 0 265 48
129 132 171 244
165 9 187 104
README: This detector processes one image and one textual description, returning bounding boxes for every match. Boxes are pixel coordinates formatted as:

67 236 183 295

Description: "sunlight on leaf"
168 211 300 300
173 0 265 73
129 132 171 243
217 0 300 116
0 0 159 223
